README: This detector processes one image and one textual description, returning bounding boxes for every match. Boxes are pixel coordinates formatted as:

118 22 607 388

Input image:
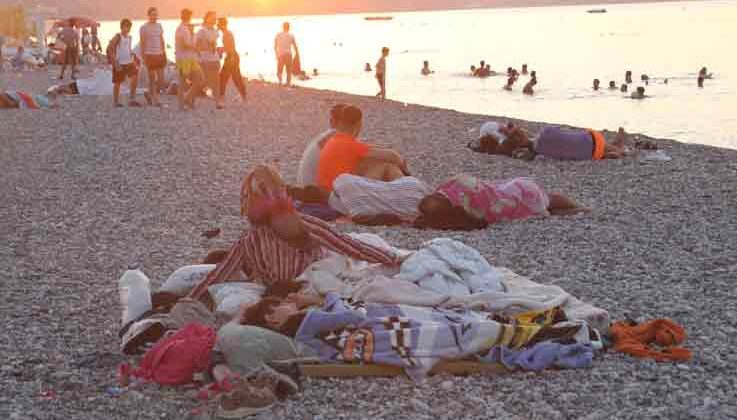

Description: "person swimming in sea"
620 84 628 93
608 81 617 90
523 76 536 95
593 79 600 91
470 65 477 76
364 63 372 72
625 70 633 84
503 76 514 91
521 64 529 75
421 60 433 76
630 86 647 99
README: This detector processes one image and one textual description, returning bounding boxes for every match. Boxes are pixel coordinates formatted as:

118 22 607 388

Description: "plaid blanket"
295 293 541 380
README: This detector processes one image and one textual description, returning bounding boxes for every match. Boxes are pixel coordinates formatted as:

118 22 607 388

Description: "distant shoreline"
87 0 710 22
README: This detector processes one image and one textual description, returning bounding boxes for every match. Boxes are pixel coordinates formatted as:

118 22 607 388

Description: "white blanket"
298 235 610 332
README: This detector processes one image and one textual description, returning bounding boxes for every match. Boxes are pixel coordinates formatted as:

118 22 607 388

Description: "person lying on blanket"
186 164 405 302
238 293 596 380
317 105 410 192
414 175 589 231
470 121 629 160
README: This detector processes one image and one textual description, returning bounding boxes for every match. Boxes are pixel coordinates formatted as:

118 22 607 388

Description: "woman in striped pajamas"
187 165 404 300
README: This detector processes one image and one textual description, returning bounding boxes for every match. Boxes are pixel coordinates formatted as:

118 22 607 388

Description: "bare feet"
612 127 628 148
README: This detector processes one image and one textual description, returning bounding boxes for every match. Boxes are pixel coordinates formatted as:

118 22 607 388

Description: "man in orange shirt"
317 106 408 191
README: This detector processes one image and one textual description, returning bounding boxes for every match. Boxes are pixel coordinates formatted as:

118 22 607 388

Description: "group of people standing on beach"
107 7 249 109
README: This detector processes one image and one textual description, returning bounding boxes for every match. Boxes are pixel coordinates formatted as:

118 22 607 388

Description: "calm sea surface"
100 1 737 148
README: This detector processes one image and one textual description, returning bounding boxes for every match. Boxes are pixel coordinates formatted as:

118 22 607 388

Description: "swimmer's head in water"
637 86 645 95
382 47 390 56
609 81 616 89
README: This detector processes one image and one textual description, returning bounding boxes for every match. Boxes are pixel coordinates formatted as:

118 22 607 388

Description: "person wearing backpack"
109 19 141 107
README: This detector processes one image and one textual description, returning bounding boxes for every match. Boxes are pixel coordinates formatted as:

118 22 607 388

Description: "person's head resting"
204 11 216 26
415 193 488 231
329 103 346 129
338 105 362 137
239 296 305 337
217 17 228 31
120 18 132 34
180 8 193 23
382 47 390 57
283 22 290 32
147 7 158 22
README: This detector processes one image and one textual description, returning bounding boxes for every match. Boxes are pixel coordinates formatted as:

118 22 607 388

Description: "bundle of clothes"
114 165 691 417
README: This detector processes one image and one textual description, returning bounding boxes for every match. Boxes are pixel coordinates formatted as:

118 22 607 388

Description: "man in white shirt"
197 10 224 109
274 22 299 87
297 104 345 185
110 19 140 107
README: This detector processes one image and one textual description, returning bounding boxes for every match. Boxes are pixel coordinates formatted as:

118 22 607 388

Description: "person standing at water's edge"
175 8 204 110
375 47 389 99
218 17 247 102
197 11 224 109
140 7 167 106
275 22 299 87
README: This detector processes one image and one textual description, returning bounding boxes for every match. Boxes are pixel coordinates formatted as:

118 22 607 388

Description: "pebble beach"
1 69 736 419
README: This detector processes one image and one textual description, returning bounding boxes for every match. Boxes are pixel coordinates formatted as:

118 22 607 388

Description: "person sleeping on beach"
184 164 404 302
0 90 57 109
470 121 629 161
317 105 409 192
413 175 589 231
238 293 597 381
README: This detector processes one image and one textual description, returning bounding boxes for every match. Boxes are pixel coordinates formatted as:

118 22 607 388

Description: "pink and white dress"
435 175 550 224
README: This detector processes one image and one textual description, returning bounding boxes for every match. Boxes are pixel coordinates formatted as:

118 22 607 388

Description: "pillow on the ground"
208 283 265 316
160 265 216 295
217 322 299 376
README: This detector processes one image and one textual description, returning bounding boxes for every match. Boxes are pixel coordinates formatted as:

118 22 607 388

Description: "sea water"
99 1 737 148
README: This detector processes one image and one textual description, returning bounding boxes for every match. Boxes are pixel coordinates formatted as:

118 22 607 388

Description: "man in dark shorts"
110 19 141 107
58 20 79 80
139 7 167 106
217 17 247 102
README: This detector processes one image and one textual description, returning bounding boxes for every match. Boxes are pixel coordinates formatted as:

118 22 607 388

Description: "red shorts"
113 63 138 83
144 54 166 71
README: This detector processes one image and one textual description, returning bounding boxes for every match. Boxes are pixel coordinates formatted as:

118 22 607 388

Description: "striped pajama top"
188 214 402 298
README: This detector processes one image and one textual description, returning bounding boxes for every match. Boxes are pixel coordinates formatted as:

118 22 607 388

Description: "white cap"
479 121 506 143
